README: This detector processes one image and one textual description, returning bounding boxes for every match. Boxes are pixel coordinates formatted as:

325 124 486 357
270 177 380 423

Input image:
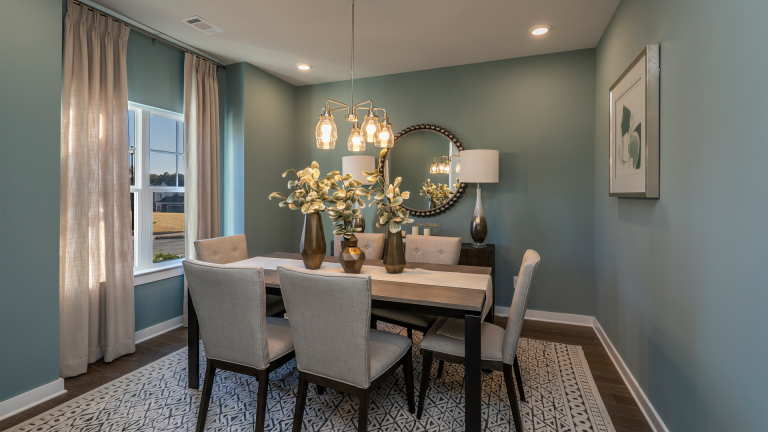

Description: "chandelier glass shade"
315 110 337 149
347 123 365 152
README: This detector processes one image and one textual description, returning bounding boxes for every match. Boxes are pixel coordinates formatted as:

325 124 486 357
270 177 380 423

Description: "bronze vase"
299 213 326 269
339 234 366 274
383 231 406 274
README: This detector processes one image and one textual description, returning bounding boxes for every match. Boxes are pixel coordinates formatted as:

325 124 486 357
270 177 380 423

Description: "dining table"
186 252 492 432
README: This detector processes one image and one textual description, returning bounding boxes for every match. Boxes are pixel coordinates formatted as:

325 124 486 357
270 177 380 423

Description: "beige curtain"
183 54 221 326
60 0 135 378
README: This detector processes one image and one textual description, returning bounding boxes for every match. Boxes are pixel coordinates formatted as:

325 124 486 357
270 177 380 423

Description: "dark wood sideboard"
458 243 496 322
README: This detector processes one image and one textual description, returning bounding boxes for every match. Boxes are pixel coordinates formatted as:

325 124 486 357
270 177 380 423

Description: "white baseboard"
0 378 65 421
494 307 595 327
592 318 670 432
134 316 183 344
493 308 669 432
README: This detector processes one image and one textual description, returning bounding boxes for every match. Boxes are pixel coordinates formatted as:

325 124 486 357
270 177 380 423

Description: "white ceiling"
89 0 619 86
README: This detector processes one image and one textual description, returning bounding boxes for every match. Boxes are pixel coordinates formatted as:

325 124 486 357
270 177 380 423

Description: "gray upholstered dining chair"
332 233 386 259
416 249 541 432
371 236 463 339
194 234 286 317
276 265 415 432
183 259 296 432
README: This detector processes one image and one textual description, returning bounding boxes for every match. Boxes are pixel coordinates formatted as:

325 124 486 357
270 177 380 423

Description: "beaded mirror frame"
379 124 466 218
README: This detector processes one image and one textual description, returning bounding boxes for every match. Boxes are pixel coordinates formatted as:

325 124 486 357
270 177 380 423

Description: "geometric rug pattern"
8 323 614 432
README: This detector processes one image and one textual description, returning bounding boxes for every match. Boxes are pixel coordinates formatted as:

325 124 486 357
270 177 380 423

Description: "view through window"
129 104 185 267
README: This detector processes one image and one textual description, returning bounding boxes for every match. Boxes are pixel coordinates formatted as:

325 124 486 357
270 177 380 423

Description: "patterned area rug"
8 324 614 432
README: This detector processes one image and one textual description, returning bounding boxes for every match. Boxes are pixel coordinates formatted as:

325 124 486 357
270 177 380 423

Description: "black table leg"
188 290 199 389
464 312 482 432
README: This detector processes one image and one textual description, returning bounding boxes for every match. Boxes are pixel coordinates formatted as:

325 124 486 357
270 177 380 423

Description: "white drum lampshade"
458 149 499 183
457 149 499 248
342 155 376 185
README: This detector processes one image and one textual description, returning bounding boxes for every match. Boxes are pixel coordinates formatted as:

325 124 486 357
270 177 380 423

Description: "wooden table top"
259 252 490 313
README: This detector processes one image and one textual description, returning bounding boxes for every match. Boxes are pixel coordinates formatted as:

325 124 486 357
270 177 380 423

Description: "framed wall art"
609 44 660 198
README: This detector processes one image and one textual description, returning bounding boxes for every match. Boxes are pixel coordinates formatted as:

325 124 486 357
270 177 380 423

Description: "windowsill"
134 259 184 286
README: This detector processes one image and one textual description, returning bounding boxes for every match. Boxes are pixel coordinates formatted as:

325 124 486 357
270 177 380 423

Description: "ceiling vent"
180 16 223 35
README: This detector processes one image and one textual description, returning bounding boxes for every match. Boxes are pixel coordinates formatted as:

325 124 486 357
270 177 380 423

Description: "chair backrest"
194 234 248 264
277 265 373 388
405 236 462 265
182 259 270 369
334 233 386 259
501 250 541 364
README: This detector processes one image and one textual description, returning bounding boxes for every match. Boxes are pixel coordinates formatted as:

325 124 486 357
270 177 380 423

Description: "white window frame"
129 103 185 279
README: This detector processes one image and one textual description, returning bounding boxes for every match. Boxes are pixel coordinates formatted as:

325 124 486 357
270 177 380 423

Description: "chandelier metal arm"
324 99 351 118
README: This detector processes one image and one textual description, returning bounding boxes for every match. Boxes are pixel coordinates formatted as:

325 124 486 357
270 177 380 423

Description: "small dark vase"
351 213 365 232
339 234 366 274
299 213 326 270
383 231 406 274
428 199 436 210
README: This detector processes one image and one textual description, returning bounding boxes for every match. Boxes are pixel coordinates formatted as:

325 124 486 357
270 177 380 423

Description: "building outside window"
128 103 185 267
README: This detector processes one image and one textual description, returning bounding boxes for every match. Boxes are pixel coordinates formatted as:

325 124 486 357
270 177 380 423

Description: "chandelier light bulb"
347 123 365 152
315 112 337 150
430 162 437 174
456 160 461 173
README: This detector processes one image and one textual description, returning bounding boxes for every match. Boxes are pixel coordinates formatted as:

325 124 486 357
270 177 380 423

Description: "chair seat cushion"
371 308 438 328
265 295 286 317
369 329 412 381
420 317 505 362
266 317 294 362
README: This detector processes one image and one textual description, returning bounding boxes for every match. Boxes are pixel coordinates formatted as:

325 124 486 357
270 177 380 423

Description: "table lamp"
342 155 375 232
458 150 499 248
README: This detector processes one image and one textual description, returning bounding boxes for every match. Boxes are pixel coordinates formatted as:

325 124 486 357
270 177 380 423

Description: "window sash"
129 103 184 268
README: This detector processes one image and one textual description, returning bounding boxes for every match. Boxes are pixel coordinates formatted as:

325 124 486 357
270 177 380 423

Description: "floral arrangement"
325 172 370 239
364 150 414 233
268 161 329 214
420 179 454 206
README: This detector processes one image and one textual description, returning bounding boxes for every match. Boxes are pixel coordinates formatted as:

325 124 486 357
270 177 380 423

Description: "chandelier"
315 0 394 151
430 156 460 174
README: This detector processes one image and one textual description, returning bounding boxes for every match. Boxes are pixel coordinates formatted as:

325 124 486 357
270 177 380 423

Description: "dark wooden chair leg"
504 363 524 432
513 355 525 402
292 372 309 432
358 389 369 432
407 327 413 340
255 369 269 432
436 360 444 378
370 317 377 329
196 359 216 432
417 350 434 419
316 384 325 395
403 352 415 414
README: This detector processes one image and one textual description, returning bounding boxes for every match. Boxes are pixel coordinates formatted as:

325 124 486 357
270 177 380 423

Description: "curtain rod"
71 0 226 69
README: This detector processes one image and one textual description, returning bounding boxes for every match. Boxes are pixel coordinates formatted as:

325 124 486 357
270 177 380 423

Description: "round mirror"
380 124 466 217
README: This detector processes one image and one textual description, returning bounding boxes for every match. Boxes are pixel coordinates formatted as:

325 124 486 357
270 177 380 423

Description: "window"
129 103 185 268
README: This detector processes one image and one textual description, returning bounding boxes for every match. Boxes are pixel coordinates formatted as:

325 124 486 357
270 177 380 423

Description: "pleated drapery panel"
183 53 221 326
60 0 135 378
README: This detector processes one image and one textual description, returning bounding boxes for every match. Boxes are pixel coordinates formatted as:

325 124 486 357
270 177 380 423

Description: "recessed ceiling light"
297 63 312 71
530 25 551 36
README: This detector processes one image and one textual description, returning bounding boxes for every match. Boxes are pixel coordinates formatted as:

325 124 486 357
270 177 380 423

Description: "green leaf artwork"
619 105 642 171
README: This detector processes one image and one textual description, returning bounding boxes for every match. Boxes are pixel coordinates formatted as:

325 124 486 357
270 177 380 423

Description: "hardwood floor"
0 319 652 432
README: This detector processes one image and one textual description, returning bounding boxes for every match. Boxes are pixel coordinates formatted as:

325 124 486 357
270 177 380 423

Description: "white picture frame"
609 45 660 198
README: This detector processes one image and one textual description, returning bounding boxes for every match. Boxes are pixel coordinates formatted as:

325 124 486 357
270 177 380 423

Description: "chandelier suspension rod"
350 0 355 112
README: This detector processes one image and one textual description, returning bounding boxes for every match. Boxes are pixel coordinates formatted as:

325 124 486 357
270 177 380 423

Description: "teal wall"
238 63 300 257
0 0 62 403
295 50 597 314
221 64 245 236
134 276 184 331
594 1 768 431
127 30 184 113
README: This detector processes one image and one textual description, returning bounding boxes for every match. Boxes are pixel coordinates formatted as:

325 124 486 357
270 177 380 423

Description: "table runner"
228 256 493 318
